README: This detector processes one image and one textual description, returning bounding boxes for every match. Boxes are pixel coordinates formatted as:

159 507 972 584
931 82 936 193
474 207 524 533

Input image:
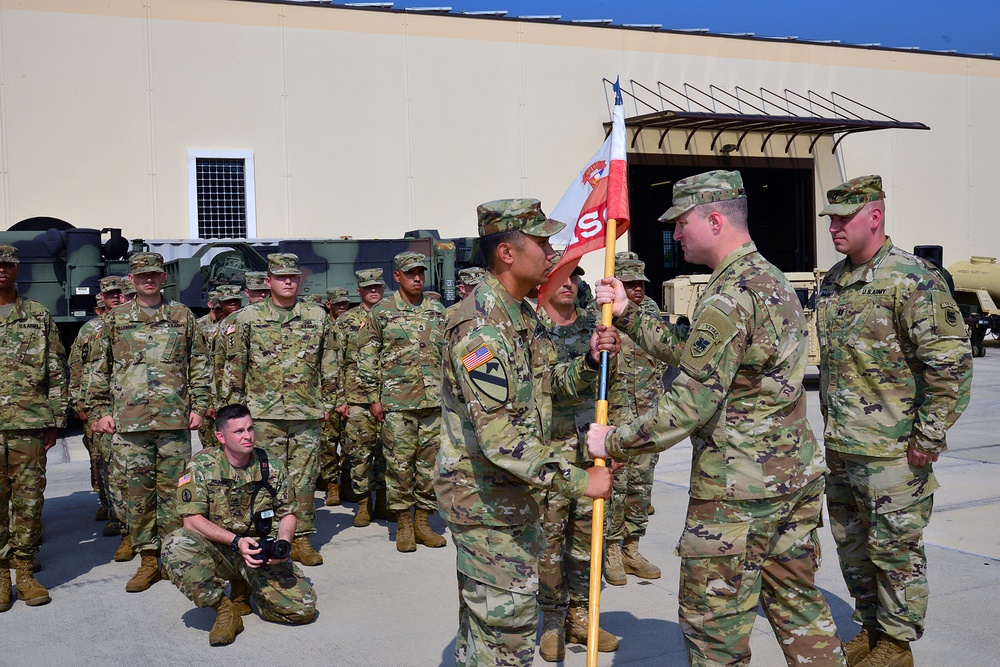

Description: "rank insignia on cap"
178 473 191 487
463 345 494 372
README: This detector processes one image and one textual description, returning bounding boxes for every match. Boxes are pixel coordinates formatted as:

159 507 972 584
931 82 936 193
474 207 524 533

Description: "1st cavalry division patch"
464 344 509 408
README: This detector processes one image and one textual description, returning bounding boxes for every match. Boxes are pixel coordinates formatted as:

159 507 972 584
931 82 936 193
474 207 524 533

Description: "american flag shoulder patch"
178 473 192 487
226 324 236 335
462 344 494 372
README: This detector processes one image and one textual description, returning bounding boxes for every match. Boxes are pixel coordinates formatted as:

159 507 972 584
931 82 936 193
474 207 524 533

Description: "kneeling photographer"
162 404 318 646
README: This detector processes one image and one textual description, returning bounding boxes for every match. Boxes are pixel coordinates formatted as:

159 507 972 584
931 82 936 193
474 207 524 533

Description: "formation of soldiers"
0 170 973 667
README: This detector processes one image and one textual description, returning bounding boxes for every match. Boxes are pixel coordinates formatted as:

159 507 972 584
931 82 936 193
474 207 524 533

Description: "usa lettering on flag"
462 345 494 372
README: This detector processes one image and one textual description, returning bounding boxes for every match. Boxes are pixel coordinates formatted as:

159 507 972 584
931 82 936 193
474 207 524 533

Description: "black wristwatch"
230 535 241 553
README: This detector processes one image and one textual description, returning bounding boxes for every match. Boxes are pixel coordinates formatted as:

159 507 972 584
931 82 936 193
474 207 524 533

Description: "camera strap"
242 447 279 538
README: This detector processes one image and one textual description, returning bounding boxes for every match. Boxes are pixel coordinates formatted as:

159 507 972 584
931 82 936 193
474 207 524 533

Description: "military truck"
949 256 1000 357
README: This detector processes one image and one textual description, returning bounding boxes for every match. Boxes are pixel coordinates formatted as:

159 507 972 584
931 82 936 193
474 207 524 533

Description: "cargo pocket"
675 520 751 612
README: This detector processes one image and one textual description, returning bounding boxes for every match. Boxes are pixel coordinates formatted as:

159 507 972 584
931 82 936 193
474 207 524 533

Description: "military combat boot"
290 536 323 566
395 509 417 552
125 552 161 592
209 595 245 646
229 577 253 616
564 604 619 652
0 560 12 612
114 534 135 562
13 557 51 606
373 488 393 521
856 637 913 667
325 482 341 507
845 626 879 666
538 610 566 662
103 519 123 537
353 496 372 528
413 508 446 548
95 506 109 521
604 541 627 586
622 536 661 579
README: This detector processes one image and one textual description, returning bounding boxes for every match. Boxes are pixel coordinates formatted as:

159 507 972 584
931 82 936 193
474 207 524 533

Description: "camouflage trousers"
538 487 593 611
162 528 317 624
826 449 937 643
97 431 127 528
605 452 658 541
197 416 218 450
456 572 538 667
344 404 384 496
112 430 192 553
254 419 321 537
318 413 343 489
677 476 845 667
382 407 440 512
0 430 46 560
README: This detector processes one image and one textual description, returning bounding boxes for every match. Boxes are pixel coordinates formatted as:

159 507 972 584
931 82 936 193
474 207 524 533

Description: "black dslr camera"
251 509 291 563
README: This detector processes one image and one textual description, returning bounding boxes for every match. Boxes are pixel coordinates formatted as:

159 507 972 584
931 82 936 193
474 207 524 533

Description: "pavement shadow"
38 489 122 588
311 496 355 546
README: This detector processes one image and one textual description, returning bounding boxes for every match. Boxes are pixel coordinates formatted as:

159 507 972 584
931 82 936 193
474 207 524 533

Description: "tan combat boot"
395 509 417 553
13 557 51 606
125 552 161 592
229 577 253 616
208 595 245 646
353 496 372 528
604 541 627 586
114 534 135 562
845 626 879 666
290 536 323 566
538 610 566 662
564 604 619 652
325 482 341 507
622 536 661 579
856 637 913 667
0 560 12 612
413 508 446 548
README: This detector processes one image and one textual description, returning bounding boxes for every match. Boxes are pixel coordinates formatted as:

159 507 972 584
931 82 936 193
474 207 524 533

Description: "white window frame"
186 149 257 239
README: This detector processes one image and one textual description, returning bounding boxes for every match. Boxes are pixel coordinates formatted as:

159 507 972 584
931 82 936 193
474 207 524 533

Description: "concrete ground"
5 344 1000 666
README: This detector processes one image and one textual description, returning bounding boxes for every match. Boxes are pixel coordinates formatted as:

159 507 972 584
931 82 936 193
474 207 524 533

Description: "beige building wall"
1 0 998 273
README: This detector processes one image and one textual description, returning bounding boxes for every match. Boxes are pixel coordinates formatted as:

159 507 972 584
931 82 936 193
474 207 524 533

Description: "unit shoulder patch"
680 304 740 381
466 353 509 412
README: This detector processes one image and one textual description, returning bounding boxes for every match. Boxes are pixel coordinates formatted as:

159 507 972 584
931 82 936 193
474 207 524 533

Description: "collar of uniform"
536 304 587 330
481 272 532 332
215 446 264 483
705 240 757 292
391 289 423 312
125 296 169 322
0 293 28 323
837 236 893 287
262 297 301 321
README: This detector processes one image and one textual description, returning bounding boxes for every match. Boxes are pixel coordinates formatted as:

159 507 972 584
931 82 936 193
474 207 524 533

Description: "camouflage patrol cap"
244 271 267 291
477 198 565 238
208 290 220 307
615 258 649 282
552 251 585 276
424 290 442 302
121 280 136 296
457 267 486 286
820 175 885 217
0 244 19 264
99 276 125 293
355 268 385 287
615 251 640 261
394 252 428 273
302 294 325 304
216 284 243 302
267 253 301 276
326 287 351 304
129 252 165 275
658 170 746 222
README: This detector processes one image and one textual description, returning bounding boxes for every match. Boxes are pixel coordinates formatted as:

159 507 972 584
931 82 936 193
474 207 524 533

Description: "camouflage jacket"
220 298 337 420
434 273 595 529
176 447 293 536
89 298 209 432
196 314 222 406
605 242 825 501
333 306 371 406
0 295 67 430
818 238 973 457
68 315 104 415
608 295 669 424
356 290 445 410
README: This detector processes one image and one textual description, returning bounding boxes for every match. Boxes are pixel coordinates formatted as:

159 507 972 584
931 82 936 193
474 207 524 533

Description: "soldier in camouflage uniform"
317 286 351 506
242 271 270 305
536 260 619 661
604 255 668 586
89 252 210 593
817 176 973 667
589 171 846 667
198 285 243 450
456 267 486 301
0 244 65 611
220 253 337 567
334 268 388 527
357 252 447 552
162 404 317 646
434 199 615 667
212 273 269 416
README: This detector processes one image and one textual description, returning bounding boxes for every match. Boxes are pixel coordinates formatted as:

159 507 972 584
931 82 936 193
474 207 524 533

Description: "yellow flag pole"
586 217 617 667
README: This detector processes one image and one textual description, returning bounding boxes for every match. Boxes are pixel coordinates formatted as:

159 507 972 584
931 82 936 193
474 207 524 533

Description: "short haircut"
481 229 525 269
700 197 749 231
215 404 253 432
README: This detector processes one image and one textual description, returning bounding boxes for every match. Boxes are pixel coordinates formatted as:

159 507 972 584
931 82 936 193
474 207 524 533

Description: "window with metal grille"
187 149 257 239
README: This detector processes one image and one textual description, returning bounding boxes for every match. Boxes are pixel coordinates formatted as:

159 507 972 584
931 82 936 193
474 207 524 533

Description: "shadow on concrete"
38 489 122 588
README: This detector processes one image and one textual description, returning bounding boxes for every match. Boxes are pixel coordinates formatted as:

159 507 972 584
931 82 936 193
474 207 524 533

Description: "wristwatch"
230 535 241 553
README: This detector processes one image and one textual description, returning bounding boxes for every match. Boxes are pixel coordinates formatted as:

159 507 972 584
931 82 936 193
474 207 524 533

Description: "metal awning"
605 79 929 154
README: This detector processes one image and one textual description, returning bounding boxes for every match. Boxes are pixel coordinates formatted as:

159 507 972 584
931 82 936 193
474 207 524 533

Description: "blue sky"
358 1 999 56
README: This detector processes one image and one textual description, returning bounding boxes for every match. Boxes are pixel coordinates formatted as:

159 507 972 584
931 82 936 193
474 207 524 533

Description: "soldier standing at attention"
220 253 337 567
455 267 485 302
334 269 389 527
588 171 846 666
0 244 65 611
817 176 973 667
89 252 209 593
536 260 619 661
242 271 270 306
317 286 351 506
199 285 243 449
434 199 615 666
357 252 447 552
162 404 317 646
